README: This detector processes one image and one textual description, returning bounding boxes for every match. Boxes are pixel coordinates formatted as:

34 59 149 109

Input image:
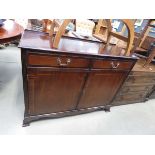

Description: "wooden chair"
42 19 62 35
95 19 135 56
131 19 155 68
93 19 110 43
47 19 95 49
42 19 71 48
44 19 135 56
131 19 155 53
42 19 53 32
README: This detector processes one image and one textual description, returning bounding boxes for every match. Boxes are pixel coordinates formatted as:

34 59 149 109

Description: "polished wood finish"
77 71 128 109
28 53 90 68
92 59 133 70
19 29 137 126
0 20 24 44
27 69 86 115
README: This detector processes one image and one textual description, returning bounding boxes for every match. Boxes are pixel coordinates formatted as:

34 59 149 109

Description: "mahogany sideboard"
19 30 137 126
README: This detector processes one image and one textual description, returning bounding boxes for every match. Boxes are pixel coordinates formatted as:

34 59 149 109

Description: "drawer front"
120 85 153 94
28 54 90 68
130 71 155 77
93 59 133 70
112 99 144 106
114 93 146 102
125 75 155 85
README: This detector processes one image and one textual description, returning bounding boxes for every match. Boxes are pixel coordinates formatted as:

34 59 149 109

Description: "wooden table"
0 20 24 44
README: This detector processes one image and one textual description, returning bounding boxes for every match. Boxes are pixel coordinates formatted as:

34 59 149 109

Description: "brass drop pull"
57 57 71 66
111 61 120 69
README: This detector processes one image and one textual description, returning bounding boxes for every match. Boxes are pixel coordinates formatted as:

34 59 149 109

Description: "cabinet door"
77 71 127 109
27 71 86 115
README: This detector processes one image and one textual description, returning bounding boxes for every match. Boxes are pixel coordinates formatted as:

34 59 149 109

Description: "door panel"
28 71 86 115
77 71 127 109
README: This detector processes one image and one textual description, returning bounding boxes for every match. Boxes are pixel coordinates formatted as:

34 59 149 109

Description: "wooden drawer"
114 92 146 102
130 71 155 77
93 59 133 70
28 53 90 68
112 99 144 106
120 85 153 94
125 75 155 85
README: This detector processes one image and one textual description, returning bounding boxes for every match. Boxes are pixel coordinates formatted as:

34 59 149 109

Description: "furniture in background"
93 19 109 43
71 19 96 40
112 58 155 106
93 19 135 56
132 19 155 53
112 19 155 106
27 19 43 31
105 19 134 56
0 20 24 46
143 42 155 67
137 20 155 48
75 19 95 36
134 41 155 69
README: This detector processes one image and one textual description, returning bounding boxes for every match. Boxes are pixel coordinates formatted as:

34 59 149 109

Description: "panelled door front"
27 70 86 115
77 70 127 109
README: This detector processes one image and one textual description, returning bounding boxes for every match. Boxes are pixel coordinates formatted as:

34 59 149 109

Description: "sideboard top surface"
19 30 137 61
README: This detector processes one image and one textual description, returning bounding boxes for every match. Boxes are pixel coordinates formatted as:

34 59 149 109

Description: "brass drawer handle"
111 61 120 69
57 57 71 66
